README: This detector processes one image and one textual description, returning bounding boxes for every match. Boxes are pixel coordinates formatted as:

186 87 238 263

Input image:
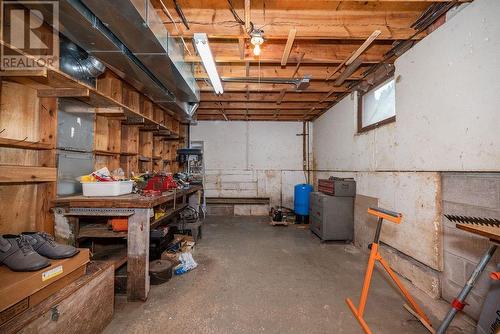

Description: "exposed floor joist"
151 0 460 121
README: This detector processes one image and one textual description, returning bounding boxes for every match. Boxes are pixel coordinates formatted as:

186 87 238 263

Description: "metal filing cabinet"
309 191 354 242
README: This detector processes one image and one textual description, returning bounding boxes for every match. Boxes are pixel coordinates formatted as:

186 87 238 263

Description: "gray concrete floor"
105 216 475 334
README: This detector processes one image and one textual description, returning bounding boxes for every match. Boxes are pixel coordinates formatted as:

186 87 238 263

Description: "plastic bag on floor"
174 252 198 275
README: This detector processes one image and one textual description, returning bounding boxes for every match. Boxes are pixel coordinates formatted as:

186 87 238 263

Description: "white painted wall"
191 121 307 208
313 0 500 291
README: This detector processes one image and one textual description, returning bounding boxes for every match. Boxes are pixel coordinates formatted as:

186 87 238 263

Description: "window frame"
357 75 396 133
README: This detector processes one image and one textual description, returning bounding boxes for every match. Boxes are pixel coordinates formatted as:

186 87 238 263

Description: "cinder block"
464 260 498 295
380 244 441 299
220 174 256 183
219 182 257 191
442 174 500 209
443 251 466 286
234 205 251 216
217 189 258 197
441 278 485 321
207 205 233 216
443 225 500 264
250 205 269 216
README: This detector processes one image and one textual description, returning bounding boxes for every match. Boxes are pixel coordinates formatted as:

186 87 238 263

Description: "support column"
127 208 151 301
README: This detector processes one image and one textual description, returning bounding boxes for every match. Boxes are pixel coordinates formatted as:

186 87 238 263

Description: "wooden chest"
0 262 114 334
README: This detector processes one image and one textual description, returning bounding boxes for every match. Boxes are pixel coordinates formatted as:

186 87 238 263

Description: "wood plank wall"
0 69 188 235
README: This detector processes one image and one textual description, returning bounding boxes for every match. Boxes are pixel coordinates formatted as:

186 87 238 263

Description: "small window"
358 77 396 132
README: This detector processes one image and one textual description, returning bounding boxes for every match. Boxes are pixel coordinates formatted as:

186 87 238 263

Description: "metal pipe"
437 244 498 334
66 0 175 101
222 76 311 90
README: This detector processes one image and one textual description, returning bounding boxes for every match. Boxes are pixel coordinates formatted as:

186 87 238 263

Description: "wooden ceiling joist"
151 0 451 121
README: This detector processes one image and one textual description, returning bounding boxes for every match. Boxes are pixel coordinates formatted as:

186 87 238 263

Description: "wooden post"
127 208 151 301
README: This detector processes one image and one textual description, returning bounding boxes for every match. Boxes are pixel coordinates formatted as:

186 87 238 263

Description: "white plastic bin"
81 181 134 197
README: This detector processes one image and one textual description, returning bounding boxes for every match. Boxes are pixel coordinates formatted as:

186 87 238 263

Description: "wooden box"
0 249 90 314
0 262 114 334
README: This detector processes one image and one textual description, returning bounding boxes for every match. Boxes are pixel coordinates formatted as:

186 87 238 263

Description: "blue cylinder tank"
294 184 313 216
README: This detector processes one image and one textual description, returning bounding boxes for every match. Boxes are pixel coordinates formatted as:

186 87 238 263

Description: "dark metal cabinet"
309 192 354 242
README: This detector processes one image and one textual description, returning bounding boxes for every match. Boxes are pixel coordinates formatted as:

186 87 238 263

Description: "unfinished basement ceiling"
152 0 464 121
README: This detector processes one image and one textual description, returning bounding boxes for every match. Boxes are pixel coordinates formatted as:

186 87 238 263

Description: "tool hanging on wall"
346 207 433 334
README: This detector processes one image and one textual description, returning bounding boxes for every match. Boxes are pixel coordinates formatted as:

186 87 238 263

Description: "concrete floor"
105 216 476 334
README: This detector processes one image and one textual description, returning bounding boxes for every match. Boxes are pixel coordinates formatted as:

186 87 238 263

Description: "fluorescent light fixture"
193 33 223 95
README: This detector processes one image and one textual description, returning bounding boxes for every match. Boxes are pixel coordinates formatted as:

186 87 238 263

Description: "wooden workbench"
52 185 202 301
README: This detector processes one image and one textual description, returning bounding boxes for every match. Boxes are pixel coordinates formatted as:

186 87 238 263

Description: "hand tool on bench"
346 207 433 334
436 215 500 334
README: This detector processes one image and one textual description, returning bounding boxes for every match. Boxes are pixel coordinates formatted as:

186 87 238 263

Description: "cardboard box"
0 248 90 313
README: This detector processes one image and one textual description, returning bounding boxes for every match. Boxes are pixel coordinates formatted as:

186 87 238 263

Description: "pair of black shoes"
0 232 79 272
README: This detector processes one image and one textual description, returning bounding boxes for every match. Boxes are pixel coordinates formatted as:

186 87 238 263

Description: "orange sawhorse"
345 207 433 334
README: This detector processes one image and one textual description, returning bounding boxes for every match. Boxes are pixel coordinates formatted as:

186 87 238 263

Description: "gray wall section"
312 0 500 320
442 173 500 320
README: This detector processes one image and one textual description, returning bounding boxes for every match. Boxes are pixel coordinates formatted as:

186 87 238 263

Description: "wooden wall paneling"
174 120 180 135
164 114 173 132
0 184 37 234
94 154 120 172
96 71 123 102
153 137 164 172
153 107 163 126
122 84 140 113
94 116 121 153
120 155 138 177
139 132 153 158
36 97 57 233
107 118 122 153
94 116 109 152
0 81 39 142
121 124 139 154
142 98 154 119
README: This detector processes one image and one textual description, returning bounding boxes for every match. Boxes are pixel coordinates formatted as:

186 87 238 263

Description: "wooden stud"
244 0 251 31
238 38 246 60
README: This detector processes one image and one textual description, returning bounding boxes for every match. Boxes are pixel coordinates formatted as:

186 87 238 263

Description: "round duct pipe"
60 39 106 83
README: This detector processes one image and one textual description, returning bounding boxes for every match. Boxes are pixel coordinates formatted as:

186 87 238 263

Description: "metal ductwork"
39 0 199 118
221 76 312 91
60 38 106 86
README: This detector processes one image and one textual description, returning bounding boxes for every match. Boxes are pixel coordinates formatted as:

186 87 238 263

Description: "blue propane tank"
294 184 313 216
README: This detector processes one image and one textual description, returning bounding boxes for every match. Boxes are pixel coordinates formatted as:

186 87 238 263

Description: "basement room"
0 0 498 333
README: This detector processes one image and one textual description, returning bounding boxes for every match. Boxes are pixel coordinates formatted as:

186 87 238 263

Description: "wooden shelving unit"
0 44 188 236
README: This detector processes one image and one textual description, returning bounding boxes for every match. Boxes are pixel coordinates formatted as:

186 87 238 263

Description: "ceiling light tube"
193 33 223 95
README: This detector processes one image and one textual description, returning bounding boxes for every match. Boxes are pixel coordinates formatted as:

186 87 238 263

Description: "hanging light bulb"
250 28 264 57
253 44 261 56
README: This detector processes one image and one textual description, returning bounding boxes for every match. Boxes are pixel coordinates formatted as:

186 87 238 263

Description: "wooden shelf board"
151 203 188 229
139 156 152 162
0 137 53 150
120 152 139 156
92 248 127 270
94 150 121 156
78 224 127 239
0 165 56 183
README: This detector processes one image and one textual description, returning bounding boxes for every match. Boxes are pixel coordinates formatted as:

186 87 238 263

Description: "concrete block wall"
441 173 500 319
191 121 310 215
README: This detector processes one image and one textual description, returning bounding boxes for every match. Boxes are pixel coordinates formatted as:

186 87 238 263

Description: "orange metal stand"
345 207 433 334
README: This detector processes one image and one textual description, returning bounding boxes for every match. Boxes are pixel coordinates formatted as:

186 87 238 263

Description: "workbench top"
53 185 202 208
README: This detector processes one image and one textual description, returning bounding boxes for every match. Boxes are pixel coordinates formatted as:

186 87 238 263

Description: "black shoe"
22 232 79 259
0 235 51 271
